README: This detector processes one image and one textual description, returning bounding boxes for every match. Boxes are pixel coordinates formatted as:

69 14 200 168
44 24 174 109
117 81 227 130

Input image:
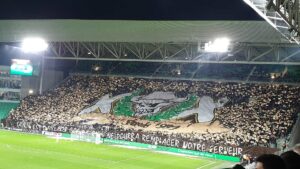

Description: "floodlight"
28 89 34 94
204 38 230 53
93 65 102 72
21 37 48 53
271 74 276 79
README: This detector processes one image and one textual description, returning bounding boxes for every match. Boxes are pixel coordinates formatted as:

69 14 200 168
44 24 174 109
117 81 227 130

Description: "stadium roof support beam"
221 48 244 61
190 64 203 79
151 63 164 77
244 0 300 43
281 48 300 61
80 42 102 58
45 56 300 65
246 66 257 81
251 47 274 61
102 43 121 59
45 42 300 65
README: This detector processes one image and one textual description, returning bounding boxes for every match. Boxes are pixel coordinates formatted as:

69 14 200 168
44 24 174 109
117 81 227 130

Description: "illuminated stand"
21 38 48 94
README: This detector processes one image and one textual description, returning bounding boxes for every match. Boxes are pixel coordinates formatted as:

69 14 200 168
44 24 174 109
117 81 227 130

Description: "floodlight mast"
21 37 48 95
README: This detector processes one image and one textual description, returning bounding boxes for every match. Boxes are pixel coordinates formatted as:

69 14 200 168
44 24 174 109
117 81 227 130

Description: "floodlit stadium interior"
1 1 300 169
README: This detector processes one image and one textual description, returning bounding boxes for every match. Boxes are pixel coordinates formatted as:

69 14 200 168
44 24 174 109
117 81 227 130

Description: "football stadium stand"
4 74 300 159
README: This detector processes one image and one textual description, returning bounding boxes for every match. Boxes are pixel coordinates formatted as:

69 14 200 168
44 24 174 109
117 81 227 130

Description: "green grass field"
0 130 233 169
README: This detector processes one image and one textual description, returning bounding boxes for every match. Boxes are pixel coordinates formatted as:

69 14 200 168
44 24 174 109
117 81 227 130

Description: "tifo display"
3 75 300 160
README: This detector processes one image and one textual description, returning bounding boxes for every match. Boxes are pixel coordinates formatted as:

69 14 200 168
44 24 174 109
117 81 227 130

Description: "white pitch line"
196 161 217 169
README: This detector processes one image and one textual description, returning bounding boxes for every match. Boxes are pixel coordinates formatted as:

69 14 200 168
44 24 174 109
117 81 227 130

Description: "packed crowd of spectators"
236 144 300 169
4 75 300 150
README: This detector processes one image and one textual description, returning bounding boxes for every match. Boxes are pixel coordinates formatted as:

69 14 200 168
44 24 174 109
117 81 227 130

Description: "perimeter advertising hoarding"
54 131 241 162
10 59 33 76
58 133 240 162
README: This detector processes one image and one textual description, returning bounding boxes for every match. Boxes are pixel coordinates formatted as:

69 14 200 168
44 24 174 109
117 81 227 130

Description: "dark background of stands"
71 60 300 83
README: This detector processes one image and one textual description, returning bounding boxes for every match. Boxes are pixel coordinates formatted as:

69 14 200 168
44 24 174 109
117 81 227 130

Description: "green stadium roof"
0 20 287 43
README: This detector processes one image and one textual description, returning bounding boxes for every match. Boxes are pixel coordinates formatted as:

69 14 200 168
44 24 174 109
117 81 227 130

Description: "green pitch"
0 130 233 169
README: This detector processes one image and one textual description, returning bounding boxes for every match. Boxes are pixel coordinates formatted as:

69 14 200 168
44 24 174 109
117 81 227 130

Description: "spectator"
255 154 286 169
232 164 245 169
293 143 300 155
280 150 300 169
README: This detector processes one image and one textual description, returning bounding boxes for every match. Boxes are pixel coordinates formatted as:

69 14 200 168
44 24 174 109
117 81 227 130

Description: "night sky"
0 0 261 20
